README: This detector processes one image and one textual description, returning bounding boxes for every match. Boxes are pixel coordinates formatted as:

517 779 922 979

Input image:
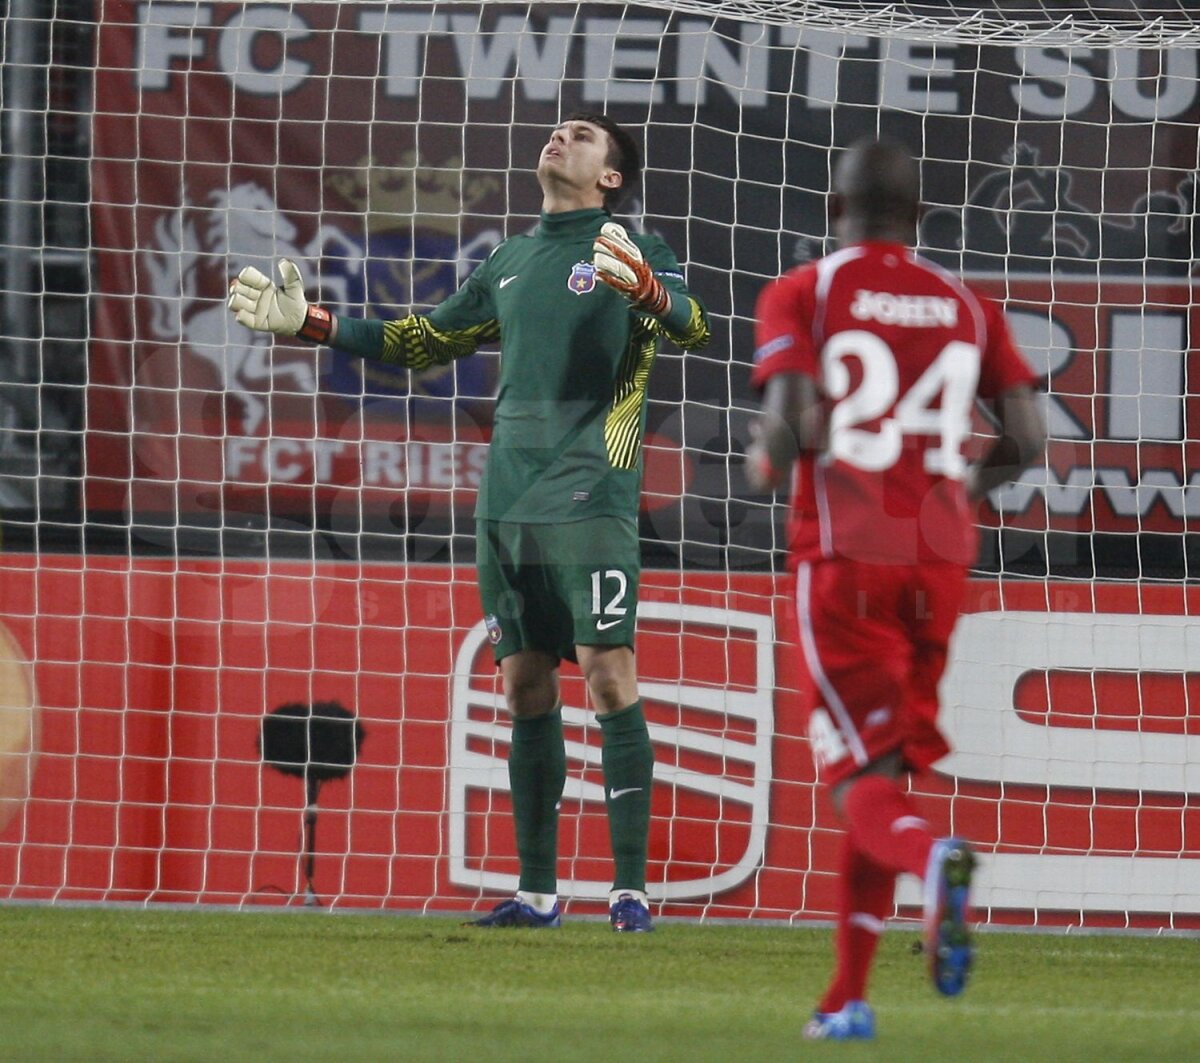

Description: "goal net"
1 0 1197 929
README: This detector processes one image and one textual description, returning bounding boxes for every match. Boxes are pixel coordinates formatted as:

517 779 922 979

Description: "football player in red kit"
746 138 1045 1040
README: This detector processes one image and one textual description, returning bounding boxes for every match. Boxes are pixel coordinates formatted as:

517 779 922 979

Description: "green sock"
508 707 566 895
599 700 654 892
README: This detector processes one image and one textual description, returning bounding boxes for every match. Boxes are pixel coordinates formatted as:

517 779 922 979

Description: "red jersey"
751 242 1035 566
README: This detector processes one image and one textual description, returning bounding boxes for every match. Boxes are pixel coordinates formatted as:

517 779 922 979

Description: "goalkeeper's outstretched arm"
227 259 499 369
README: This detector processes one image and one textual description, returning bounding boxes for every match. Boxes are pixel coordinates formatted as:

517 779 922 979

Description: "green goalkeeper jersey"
333 207 710 523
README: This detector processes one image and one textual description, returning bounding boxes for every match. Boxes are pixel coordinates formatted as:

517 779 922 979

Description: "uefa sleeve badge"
483 614 503 646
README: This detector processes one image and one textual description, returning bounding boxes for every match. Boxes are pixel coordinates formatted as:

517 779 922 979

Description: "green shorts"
476 516 640 664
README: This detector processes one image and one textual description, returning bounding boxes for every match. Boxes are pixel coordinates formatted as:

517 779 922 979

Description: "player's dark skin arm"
745 372 824 491
966 384 1045 502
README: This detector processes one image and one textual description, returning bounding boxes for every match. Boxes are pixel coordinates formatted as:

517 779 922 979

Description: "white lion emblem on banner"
142 183 361 434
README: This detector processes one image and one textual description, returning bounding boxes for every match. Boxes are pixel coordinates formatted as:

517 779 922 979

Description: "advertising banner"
1 557 1196 928
88 3 1200 550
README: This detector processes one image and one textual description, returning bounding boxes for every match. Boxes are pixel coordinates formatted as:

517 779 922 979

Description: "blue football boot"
468 897 561 928
925 837 976 996
802 1001 875 1040
609 892 654 932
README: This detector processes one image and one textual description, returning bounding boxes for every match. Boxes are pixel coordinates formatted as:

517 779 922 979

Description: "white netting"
0 0 1197 927
615 0 1200 47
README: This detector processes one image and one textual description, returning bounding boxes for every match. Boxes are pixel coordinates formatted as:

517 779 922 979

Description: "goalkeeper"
228 114 710 932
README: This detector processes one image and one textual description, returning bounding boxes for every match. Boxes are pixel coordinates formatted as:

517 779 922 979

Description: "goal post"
0 0 1197 928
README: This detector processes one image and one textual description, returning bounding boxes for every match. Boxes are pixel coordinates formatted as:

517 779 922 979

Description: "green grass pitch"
0 906 1193 1061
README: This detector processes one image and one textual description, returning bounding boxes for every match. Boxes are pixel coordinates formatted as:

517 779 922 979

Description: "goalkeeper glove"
592 222 670 317
227 259 333 344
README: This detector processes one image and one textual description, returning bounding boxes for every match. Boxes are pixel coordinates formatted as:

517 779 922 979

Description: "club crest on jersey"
567 261 597 294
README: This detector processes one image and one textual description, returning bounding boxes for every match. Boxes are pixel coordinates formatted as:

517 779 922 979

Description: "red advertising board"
1 557 1196 928
971 278 1200 536
0 557 814 917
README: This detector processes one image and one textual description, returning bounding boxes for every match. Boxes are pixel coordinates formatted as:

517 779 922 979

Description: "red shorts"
794 558 967 786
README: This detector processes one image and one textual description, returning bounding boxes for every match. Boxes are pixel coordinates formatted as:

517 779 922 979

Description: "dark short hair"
835 136 921 229
566 111 641 210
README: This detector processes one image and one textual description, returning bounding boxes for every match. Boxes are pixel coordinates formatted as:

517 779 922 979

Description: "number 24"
823 331 980 477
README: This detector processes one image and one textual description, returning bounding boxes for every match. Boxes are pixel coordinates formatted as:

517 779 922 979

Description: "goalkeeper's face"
537 120 621 204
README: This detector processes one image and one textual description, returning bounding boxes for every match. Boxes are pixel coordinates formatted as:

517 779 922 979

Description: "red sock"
841 774 934 879
818 837 896 1013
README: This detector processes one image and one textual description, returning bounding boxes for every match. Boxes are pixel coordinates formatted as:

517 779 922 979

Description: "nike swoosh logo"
595 617 624 631
608 787 642 800
499 275 518 288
